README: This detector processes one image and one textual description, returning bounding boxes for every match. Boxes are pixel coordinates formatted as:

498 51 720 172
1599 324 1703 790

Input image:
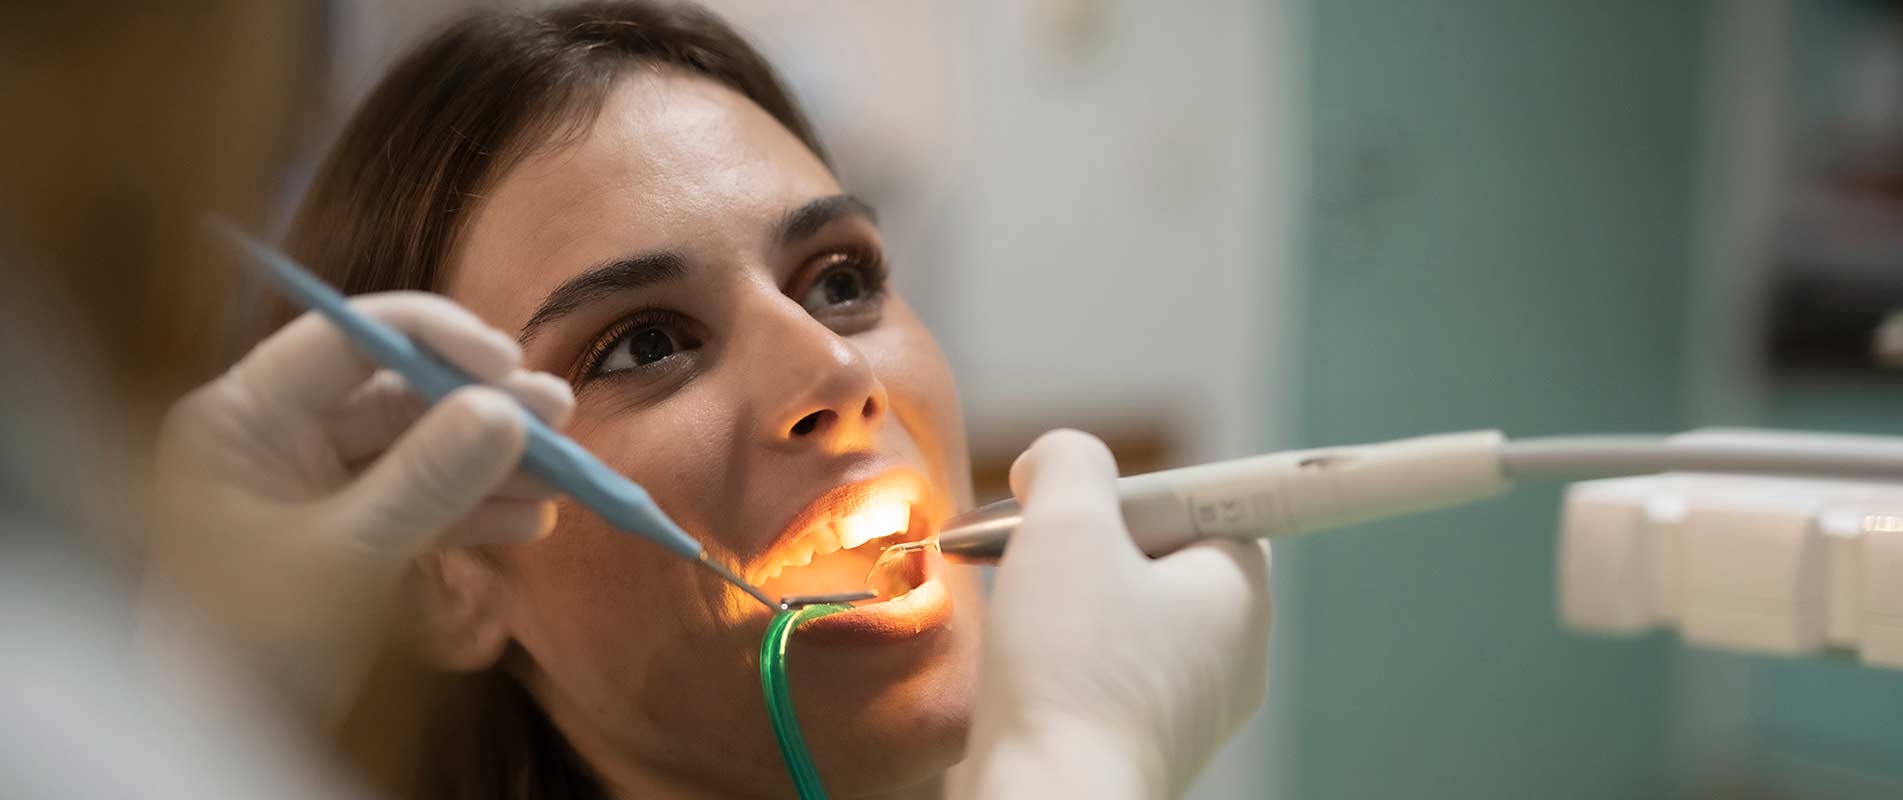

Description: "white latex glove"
142 292 573 723
956 430 1273 799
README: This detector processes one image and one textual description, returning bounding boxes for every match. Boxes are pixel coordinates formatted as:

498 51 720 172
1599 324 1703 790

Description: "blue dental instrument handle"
208 218 777 609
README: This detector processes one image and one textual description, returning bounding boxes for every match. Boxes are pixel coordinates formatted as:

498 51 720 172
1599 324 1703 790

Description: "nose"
754 304 889 453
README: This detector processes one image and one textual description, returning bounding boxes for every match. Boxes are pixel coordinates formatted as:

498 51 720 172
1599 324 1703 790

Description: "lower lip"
788 549 951 646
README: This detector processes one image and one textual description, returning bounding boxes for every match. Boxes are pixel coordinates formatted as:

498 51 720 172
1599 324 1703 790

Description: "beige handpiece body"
938 431 1510 562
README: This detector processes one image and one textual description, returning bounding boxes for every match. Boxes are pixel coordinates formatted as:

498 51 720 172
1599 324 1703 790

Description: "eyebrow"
777 194 878 247
517 251 688 344
514 195 877 344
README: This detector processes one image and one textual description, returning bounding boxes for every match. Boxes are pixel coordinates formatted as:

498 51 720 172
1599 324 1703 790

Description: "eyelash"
800 246 890 313
575 308 693 382
572 246 891 385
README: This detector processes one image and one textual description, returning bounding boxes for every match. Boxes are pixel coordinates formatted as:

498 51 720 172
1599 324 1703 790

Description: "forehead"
446 69 839 326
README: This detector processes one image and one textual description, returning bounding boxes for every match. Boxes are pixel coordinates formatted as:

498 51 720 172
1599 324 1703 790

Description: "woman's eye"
799 260 881 314
594 325 686 375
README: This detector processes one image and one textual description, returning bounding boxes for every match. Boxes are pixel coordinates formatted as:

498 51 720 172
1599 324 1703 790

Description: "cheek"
504 401 717 658
560 383 755 550
502 386 748 652
505 505 688 684
501 503 784 790
497 392 780 781
867 302 972 511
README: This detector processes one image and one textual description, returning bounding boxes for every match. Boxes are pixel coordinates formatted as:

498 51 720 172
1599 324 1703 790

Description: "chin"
796 571 982 797
811 684 973 798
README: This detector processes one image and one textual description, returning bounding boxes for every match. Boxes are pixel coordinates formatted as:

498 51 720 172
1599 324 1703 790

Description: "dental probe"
937 430 1903 563
207 218 779 612
778 591 878 609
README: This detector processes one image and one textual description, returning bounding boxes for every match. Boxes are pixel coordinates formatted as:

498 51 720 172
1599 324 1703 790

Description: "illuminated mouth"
753 478 934 603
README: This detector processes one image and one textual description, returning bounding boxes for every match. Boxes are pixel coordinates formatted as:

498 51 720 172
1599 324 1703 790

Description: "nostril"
790 410 831 437
860 395 879 419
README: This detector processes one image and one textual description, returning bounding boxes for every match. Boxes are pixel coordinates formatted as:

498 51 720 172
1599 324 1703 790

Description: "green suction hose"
760 604 850 800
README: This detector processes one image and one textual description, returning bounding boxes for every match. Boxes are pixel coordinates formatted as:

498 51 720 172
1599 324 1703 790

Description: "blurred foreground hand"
140 292 572 725
956 430 1274 799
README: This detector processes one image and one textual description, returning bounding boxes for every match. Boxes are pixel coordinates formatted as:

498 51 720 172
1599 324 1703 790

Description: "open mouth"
752 477 935 607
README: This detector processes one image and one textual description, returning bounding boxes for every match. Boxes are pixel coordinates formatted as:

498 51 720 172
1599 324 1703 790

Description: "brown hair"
287 2 827 797
285 0 826 302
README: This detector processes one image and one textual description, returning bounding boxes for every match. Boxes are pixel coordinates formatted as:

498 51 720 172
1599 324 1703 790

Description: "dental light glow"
757 495 918 589
839 498 910 551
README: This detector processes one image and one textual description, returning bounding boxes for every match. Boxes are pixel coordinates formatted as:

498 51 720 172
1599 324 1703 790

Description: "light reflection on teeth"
811 525 841 557
840 499 911 551
755 499 916 585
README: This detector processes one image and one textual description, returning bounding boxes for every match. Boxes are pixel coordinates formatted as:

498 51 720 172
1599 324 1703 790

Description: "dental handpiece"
937 429 1903 563
208 218 780 611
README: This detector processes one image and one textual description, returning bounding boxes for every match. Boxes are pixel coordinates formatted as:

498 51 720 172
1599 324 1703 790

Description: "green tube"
760 604 850 800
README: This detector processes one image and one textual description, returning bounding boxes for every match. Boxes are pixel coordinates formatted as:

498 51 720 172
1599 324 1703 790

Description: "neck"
598 764 947 799
597 758 947 800
538 684 948 800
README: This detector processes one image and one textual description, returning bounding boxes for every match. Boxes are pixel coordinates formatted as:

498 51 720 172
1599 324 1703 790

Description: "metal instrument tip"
778 590 877 610
695 553 780 611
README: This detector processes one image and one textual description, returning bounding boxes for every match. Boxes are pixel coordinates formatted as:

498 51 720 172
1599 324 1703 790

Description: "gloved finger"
1154 539 1274 717
1154 538 1273 616
322 385 528 559
232 292 521 420
490 469 559 503
439 498 557 547
328 368 573 463
500 370 575 428
326 370 426 462
1005 429 1139 561
1008 429 1119 508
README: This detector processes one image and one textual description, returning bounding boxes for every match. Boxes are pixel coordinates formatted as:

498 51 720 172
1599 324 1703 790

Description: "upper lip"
749 467 930 583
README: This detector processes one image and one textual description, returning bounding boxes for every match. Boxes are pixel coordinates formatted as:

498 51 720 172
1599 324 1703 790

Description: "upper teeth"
758 500 912 582
840 499 910 551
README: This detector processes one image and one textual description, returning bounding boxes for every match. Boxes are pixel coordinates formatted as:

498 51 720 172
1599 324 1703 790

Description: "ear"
409 549 511 672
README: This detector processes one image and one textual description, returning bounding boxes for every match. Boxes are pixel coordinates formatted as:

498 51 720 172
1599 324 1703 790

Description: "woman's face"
442 70 982 797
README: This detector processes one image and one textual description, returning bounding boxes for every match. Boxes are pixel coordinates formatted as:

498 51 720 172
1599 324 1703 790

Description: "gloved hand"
955 430 1273 799
140 292 572 723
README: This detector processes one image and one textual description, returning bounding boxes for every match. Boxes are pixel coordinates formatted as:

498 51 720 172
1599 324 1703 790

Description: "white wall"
942 0 1287 469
